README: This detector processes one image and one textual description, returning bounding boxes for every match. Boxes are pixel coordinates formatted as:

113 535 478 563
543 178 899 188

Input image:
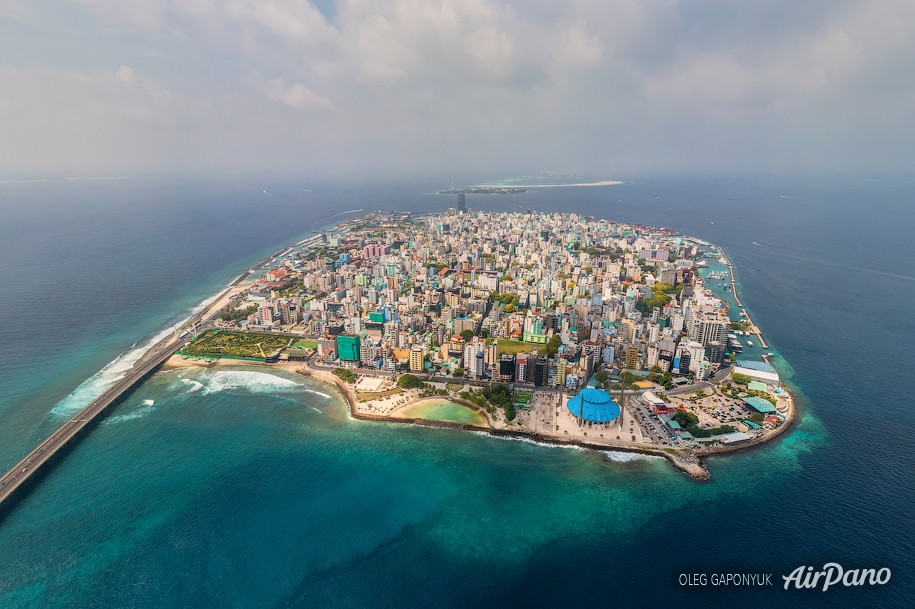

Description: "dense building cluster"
221 210 737 388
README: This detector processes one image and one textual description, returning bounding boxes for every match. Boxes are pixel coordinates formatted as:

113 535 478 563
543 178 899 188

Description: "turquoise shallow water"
395 399 488 425
0 364 826 608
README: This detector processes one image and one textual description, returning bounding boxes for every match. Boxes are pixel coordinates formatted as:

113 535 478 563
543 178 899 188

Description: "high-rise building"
533 357 548 387
499 354 516 382
705 341 725 364
515 355 528 383
336 335 361 362
555 358 568 387
457 192 466 212
409 346 424 372
472 351 486 379
624 345 640 370
688 313 729 347
464 339 486 377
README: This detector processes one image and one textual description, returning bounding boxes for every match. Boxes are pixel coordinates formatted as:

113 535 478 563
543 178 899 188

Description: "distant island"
438 178 623 195
438 186 529 195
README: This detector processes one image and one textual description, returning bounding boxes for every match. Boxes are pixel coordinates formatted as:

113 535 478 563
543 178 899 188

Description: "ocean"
0 174 912 608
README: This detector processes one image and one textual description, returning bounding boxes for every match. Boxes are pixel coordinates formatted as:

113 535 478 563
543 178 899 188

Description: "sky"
1 0 914 178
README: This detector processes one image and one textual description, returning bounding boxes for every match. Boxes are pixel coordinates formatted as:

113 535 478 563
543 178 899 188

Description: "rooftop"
567 388 621 423
742 396 777 414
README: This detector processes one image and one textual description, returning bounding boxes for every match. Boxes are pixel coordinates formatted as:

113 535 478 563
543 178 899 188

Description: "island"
0 206 797 506
164 208 795 480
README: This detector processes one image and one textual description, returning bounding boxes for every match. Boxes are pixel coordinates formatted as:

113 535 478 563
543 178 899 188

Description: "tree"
544 334 563 357
483 384 516 421
460 329 474 342
454 367 464 377
731 373 751 385
749 412 764 424
673 410 699 427
332 368 356 383
479 328 490 339
397 374 425 389
620 371 642 386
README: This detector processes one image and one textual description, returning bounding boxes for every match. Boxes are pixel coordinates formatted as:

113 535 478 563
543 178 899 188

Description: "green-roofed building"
742 396 777 414
336 335 361 362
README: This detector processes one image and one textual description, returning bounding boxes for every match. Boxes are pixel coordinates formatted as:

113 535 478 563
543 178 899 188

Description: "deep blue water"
0 174 912 608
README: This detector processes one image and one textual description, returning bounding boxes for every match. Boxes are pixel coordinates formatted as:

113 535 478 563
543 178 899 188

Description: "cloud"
0 0 29 20
255 77 334 111
2 0 914 175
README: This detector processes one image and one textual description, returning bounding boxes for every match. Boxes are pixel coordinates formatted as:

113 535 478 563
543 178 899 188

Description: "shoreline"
159 215 795 483
300 362 712 480
167 356 712 480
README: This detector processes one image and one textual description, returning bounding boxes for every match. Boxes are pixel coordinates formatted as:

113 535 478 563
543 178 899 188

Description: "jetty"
720 248 768 349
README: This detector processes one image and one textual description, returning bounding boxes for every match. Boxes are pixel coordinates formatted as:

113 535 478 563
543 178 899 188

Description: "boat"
747 341 754 347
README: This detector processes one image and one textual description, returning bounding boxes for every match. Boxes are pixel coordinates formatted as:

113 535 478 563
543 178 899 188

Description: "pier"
719 248 769 349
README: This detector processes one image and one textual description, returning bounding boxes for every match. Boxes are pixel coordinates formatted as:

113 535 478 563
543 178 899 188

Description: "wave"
200 370 300 395
49 289 225 418
303 388 332 399
103 401 156 425
468 431 586 451
49 324 177 418
180 378 204 392
604 450 659 463
327 208 363 218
